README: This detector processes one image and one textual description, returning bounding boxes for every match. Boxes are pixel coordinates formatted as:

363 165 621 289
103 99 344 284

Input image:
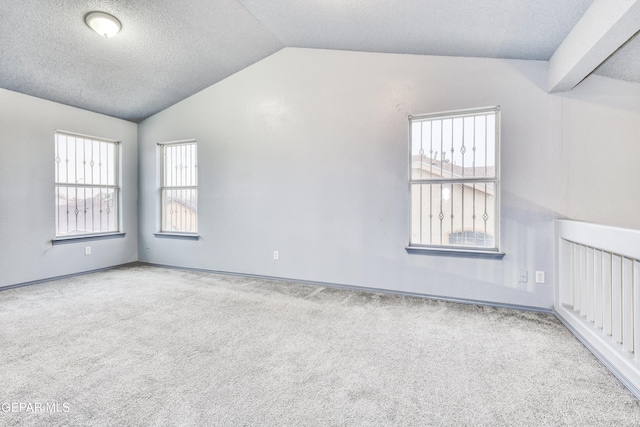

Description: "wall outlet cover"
518 270 528 283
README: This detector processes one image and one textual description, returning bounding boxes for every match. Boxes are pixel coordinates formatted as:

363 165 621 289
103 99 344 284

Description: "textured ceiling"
2 0 635 123
0 0 284 122
238 0 593 60
593 31 640 83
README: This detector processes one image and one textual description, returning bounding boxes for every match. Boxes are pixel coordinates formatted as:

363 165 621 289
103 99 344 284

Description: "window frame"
157 139 198 238
406 106 504 258
53 130 122 241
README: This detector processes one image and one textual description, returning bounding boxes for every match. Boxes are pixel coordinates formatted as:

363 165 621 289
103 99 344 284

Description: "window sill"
52 233 126 245
154 233 200 241
405 246 505 259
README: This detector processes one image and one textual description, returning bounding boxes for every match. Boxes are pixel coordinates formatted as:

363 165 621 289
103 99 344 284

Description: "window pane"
161 189 198 233
411 112 496 180
410 182 496 248
55 186 118 236
55 135 118 185
164 143 197 187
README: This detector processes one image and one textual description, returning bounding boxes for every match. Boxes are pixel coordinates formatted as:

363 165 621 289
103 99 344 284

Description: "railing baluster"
573 243 581 312
594 249 603 328
580 245 587 317
612 254 623 344
603 252 612 336
634 260 640 360
565 241 574 306
587 247 595 322
623 257 634 352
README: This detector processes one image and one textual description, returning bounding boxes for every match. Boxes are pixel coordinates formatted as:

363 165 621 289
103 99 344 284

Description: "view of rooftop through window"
410 112 496 176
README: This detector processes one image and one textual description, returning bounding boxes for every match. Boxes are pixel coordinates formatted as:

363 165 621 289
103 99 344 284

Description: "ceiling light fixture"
85 11 121 38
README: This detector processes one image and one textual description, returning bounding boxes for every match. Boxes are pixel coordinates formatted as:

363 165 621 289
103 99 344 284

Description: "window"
55 131 120 238
408 106 500 254
160 140 198 234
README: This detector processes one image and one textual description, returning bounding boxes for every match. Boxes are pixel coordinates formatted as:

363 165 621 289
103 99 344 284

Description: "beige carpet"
1 264 639 426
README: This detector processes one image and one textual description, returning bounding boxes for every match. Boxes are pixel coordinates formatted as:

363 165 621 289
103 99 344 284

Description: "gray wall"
138 48 565 308
3 47 638 309
561 77 640 230
0 88 138 288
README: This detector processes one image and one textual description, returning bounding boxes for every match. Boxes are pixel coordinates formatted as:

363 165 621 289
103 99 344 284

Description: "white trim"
409 105 500 122
54 131 122 238
159 140 198 234
555 304 640 399
555 219 640 399
55 129 120 144
157 138 197 147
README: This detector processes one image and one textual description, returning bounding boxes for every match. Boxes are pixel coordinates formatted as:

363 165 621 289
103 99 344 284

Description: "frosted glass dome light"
85 12 121 38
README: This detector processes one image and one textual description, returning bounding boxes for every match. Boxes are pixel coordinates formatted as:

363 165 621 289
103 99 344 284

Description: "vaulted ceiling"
1 0 638 123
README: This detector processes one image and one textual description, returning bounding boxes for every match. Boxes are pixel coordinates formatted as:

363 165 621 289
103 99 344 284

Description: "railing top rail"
556 220 640 261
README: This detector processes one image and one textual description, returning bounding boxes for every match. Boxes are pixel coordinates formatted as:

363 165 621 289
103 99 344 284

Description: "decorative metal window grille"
160 140 198 234
409 106 500 251
449 231 495 247
55 131 120 237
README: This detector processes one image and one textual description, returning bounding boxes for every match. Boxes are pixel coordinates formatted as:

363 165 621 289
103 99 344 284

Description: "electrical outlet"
518 270 528 283
535 271 545 283
85 246 92 255
273 250 279 260
145 241 150 249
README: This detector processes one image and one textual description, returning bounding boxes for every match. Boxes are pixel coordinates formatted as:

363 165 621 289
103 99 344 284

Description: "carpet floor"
1 264 639 426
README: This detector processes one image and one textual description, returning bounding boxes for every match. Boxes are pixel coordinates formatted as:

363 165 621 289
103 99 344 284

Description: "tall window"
409 106 500 252
160 140 198 234
55 131 120 238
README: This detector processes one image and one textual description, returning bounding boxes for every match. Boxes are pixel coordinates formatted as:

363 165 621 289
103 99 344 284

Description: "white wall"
138 48 561 309
0 88 138 288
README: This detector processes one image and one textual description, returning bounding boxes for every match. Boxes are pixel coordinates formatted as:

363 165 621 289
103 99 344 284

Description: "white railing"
555 220 640 397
